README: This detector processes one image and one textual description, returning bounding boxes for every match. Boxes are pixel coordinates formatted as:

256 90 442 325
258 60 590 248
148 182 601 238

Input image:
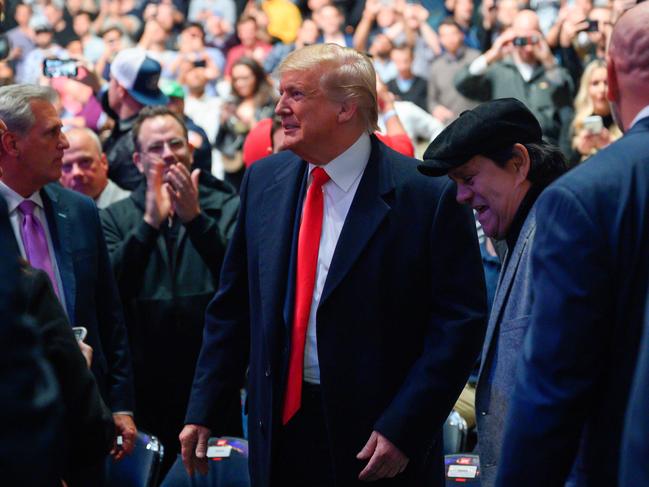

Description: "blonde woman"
569 59 621 163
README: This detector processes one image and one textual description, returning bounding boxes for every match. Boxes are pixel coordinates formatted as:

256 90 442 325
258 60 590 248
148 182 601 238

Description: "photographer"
454 9 574 146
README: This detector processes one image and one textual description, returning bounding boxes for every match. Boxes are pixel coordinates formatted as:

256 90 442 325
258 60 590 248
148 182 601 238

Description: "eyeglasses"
61 159 94 173
141 138 187 155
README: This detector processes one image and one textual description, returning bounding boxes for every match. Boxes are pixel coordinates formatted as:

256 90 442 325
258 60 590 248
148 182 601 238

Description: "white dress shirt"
302 133 371 384
0 181 68 314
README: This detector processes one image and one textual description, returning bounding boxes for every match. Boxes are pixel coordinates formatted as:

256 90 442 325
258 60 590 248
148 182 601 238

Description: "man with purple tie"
0 84 135 484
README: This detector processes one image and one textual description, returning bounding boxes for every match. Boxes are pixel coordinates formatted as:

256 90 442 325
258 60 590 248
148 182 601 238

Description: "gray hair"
0 84 58 135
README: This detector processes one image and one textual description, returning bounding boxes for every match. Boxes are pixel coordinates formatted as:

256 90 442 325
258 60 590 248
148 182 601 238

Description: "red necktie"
282 167 330 425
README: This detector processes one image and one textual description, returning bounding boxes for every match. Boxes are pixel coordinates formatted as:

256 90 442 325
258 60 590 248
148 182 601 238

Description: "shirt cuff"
112 411 134 416
468 55 488 76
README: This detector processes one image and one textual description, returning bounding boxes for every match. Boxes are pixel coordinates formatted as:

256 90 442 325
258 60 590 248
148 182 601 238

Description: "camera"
513 35 538 46
43 58 78 78
584 19 599 32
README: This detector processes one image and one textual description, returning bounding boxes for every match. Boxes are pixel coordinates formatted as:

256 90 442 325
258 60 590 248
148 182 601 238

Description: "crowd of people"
1 0 649 485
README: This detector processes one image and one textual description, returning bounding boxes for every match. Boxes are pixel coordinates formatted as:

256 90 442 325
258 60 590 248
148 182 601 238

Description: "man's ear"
133 151 144 174
1 131 21 157
606 56 619 103
511 143 531 183
337 100 358 124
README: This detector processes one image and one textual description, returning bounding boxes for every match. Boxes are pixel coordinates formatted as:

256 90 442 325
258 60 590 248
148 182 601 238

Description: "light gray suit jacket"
475 204 537 487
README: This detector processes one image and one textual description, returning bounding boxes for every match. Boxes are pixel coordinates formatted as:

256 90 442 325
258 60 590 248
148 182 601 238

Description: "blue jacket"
496 117 649 487
186 137 487 486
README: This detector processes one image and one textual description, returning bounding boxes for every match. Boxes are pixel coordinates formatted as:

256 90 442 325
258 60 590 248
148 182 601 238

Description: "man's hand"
432 105 455 124
78 340 93 368
179 424 211 476
112 414 137 461
357 431 409 482
485 29 516 64
531 31 555 68
167 165 201 223
143 157 172 229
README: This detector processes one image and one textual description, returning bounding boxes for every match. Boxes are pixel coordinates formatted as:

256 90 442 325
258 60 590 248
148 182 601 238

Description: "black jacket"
100 171 241 439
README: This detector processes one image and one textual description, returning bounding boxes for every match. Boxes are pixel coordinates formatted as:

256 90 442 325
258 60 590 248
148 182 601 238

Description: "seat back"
160 437 250 487
105 430 164 487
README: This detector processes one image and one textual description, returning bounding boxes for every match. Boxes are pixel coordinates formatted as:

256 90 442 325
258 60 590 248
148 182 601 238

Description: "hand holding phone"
583 115 604 134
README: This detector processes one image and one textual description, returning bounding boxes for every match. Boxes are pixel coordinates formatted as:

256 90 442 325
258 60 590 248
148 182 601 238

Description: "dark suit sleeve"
185 172 251 429
454 64 493 102
22 268 114 468
0 199 63 485
495 185 611 486
91 205 135 412
374 179 487 457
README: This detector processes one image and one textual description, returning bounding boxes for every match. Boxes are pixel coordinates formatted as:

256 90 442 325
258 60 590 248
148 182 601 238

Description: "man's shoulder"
44 183 96 211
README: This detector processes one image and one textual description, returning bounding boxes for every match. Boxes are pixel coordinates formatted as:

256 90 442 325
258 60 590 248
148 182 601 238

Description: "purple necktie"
18 200 60 299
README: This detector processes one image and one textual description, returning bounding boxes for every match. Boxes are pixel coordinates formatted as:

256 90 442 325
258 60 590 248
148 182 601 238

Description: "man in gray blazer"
418 98 567 486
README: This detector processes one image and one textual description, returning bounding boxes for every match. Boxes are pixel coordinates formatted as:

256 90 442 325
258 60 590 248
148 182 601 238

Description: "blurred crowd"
0 0 631 177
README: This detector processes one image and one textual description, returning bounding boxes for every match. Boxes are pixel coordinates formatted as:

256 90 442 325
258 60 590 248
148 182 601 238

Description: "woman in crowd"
215 56 277 190
564 58 621 165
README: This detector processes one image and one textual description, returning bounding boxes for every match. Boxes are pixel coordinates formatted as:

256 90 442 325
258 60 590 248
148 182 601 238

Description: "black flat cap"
418 98 542 177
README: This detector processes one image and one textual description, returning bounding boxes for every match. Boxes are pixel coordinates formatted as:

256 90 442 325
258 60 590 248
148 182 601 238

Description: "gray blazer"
475 204 537 487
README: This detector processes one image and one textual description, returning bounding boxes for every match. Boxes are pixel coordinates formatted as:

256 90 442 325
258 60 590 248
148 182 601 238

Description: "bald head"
607 2 649 131
60 127 109 199
609 2 649 81
513 9 540 33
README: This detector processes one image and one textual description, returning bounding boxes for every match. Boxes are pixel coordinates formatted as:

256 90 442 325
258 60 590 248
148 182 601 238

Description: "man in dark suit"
0 85 136 477
418 98 568 487
0 193 63 487
495 3 649 485
180 44 487 487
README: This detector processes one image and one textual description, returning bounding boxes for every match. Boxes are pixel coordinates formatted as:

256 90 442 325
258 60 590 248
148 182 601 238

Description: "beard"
610 100 625 133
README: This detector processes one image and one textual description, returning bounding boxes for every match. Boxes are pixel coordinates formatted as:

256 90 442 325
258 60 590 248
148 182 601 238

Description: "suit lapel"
258 154 308 335
41 185 76 320
478 207 537 382
320 138 393 306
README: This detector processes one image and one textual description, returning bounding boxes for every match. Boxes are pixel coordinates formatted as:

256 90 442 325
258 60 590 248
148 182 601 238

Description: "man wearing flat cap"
419 98 567 487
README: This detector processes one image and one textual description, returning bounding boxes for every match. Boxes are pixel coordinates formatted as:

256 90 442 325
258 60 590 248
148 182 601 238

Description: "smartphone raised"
43 58 78 78
583 115 604 134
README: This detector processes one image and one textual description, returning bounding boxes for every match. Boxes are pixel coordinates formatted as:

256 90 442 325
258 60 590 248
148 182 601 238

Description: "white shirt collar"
0 181 44 213
308 133 371 193
629 104 649 130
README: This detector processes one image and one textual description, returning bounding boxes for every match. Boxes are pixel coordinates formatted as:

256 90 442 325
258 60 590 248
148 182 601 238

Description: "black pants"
273 382 336 487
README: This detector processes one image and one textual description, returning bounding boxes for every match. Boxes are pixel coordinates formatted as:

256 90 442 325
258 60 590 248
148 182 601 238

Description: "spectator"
495 3 649 484
419 98 568 487
44 2 76 48
92 0 142 40
19 18 67 85
102 48 169 191
264 17 320 75
447 0 481 50
166 22 223 86
5 3 35 83
0 84 136 485
0 60 15 86
183 64 223 150
203 8 234 52
95 24 127 82
100 105 241 478
402 3 442 79
188 0 236 27
368 33 397 83
137 19 177 73
564 59 621 165
60 127 130 208
428 18 480 125
215 56 276 190
479 0 521 51
223 15 271 79
387 45 428 110
315 3 353 46
455 10 574 146
71 10 104 64
160 79 213 173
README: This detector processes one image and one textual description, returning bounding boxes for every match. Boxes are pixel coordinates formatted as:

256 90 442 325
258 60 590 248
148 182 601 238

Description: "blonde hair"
571 59 621 140
278 43 379 133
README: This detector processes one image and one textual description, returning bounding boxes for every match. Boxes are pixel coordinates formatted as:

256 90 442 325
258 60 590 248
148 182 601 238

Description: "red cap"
242 118 274 167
